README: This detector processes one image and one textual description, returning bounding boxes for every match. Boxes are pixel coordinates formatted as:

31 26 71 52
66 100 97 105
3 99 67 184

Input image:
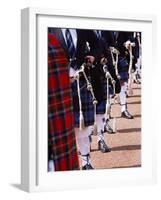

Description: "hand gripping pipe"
110 47 121 80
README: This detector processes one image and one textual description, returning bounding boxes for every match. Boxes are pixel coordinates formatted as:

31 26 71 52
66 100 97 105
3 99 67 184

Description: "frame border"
21 7 157 192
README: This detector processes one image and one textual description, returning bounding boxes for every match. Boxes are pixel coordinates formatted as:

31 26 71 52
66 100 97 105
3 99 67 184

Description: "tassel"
79 111 85 131
93 123 98 136
105 70 111 118
112 117 116 133
75 72 85 131
127 43 135 96
93 100 98 135
111 82 117 134
105 102 111 116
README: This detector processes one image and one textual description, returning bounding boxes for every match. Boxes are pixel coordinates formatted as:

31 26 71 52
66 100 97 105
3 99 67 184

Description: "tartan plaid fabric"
118 56 129 81
71 79 95 127
96 101 106 114
96 76 113 114
48 32 79 171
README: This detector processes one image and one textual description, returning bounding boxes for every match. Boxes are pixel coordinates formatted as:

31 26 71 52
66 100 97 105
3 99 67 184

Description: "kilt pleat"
96 76 113 114
118 56 129 80
71 80 95 127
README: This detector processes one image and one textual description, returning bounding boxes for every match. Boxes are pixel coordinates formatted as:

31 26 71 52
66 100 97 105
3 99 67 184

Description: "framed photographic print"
21 7 156 192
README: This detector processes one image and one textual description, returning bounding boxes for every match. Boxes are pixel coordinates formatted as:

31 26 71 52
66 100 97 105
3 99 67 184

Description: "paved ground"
80 82 141 169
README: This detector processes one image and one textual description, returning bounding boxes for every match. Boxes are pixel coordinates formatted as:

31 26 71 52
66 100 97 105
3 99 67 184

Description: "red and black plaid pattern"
48 32 79 171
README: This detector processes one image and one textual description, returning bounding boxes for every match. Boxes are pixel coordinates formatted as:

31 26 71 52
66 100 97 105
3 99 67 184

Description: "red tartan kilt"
48 32 79 171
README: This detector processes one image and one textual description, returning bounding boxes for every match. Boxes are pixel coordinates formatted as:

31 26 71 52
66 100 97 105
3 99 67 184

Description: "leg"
96 114 111 153
75 127 94 170
119 81 134 119
103 99 114 134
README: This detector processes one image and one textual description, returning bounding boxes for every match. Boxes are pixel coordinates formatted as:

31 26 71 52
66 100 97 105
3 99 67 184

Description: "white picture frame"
21 7 157 192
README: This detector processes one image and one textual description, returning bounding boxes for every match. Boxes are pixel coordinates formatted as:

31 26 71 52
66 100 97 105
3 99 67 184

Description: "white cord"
76 73 84 130
110 47 120 79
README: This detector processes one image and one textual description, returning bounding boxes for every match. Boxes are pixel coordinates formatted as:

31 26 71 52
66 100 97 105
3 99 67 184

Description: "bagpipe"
110 46 121 80
109 46 121 104
136 32 142 70
100 57 117 133
73 61 98 132
124 41 136 96
137 32 141 51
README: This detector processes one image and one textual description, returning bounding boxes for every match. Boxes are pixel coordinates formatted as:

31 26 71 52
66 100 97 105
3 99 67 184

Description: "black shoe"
104 122 114 134
134 79 141 84
121 110 134 119
82 163 94 170
98 140 111 153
